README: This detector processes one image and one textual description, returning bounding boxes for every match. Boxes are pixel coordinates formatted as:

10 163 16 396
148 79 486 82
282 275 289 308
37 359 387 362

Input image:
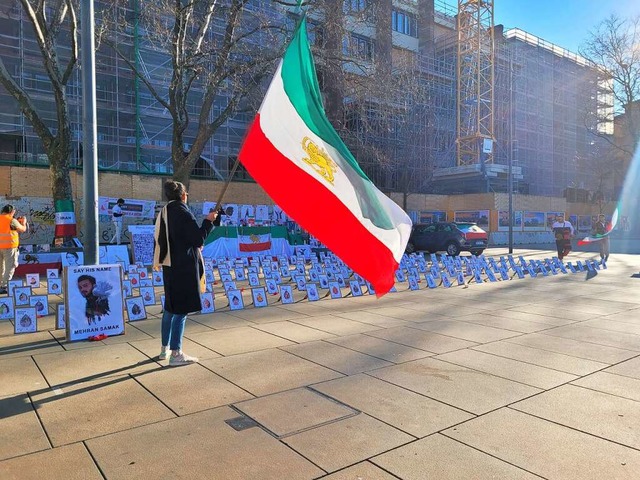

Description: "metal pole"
508 56 514 254
508 146 513 254
81 0 99 264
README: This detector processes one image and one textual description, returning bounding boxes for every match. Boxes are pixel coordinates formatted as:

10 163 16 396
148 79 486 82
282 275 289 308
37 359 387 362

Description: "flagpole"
213 157 241 209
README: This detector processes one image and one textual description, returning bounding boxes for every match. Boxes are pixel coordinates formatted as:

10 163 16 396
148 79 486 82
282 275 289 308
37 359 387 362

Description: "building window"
343 0 367 13
343 34 374 61
307 20 325 47
392 10 418 37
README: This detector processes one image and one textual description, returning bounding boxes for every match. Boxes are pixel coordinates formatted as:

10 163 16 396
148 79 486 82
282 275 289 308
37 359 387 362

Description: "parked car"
405 222 488 256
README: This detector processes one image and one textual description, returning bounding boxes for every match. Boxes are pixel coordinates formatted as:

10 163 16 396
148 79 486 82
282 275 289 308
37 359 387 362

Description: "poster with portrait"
349 280 363 297
65 264 125 342
25 273 40 288
152 270 164 286
47 268 59 279
523 211 546 231
48 278 62 295
252 287 268 308
14 307 37 334
227 290 244 310
14 287 32 306
125 297 147 321
139 286 156 306
255 205 269 223
200 292 215 313
306 283 320 301
454 210 490 228
279 285 294 304
0 297 14 320
222 203 239 225
61 251 84 267
328 282 342 299
498 211 523 231
29 295 49 317
239 204 254 224
266 278 278 295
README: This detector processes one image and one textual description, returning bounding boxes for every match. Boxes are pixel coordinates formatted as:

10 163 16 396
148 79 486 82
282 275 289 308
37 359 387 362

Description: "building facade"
0 0 613 199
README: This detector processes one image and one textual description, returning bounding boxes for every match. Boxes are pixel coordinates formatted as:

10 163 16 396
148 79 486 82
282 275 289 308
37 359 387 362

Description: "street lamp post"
508 55 516 254
81 0 99 264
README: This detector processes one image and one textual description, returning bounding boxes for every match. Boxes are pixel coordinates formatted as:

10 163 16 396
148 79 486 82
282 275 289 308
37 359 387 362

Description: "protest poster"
65 264 125 341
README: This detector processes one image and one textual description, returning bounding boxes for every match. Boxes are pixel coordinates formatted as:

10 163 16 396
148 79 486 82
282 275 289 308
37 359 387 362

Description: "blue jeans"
161 310 187 351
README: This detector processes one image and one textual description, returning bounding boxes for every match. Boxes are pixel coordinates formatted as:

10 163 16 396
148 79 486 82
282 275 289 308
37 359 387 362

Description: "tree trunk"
48 144 73 202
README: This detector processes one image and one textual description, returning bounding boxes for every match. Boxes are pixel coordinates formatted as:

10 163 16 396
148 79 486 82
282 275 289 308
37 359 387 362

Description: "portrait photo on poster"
252 287 268 308
200 292 215 314
15 307 37 334
306 283 320 302
14 286 32 306
126 296 147 321
0 297 14 320
65 264 125 342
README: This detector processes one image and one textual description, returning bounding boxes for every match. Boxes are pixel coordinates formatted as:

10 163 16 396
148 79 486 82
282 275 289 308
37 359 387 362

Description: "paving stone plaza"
2 248 640 479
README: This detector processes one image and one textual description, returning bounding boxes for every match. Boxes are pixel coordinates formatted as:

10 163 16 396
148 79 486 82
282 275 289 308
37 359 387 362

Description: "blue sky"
441 0 640 55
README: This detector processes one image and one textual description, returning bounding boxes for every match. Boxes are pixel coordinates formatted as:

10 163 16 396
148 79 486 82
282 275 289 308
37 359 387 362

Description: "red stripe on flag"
55 224 77 237
239 116 398 295
239 241 272 252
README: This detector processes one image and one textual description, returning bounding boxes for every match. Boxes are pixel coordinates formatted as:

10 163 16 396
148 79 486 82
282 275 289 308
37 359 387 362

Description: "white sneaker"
158 346 170 361
169 351 199 366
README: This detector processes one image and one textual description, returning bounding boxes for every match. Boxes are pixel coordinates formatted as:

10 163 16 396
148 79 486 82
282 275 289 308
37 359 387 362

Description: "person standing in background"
110 198 125 245
594 213 610 262
0 205 28 294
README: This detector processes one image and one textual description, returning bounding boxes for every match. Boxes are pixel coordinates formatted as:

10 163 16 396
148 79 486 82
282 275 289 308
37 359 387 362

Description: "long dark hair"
164 181 186 202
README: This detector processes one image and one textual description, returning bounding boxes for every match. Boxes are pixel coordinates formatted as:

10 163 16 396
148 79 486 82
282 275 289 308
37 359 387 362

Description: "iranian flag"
54 199 77 237
239 229 272 252
238 17 412 296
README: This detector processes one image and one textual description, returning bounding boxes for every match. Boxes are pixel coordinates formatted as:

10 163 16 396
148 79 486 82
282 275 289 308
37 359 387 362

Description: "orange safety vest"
0 214 19 249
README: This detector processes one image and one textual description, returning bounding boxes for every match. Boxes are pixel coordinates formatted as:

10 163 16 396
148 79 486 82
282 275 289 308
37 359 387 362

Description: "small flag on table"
54 199 77 237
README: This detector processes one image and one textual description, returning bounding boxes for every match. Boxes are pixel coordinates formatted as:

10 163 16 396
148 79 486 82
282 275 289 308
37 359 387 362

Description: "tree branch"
102 37 172 112
61 0 77 85
0 57 54 148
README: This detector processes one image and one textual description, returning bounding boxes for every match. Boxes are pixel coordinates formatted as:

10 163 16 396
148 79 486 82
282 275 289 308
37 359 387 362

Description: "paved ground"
2 248 640 479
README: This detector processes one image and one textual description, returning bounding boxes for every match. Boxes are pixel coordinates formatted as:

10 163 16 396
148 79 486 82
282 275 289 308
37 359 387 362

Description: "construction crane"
456 0 495 167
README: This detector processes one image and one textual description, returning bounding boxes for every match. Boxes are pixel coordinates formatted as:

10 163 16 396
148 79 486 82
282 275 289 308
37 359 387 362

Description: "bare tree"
98 0 285 188
0 0 77 202
581 14 640 156
309 0 434 209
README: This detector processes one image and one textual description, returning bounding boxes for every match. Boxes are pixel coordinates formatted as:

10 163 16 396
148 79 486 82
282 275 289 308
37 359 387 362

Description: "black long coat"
161 201 213 314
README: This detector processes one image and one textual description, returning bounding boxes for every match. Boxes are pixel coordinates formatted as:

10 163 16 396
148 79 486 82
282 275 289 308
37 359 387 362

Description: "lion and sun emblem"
301 137 338 185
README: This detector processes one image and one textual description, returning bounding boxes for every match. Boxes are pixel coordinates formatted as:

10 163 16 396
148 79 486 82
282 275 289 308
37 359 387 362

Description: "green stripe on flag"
55 199 74 212
281 18 394 230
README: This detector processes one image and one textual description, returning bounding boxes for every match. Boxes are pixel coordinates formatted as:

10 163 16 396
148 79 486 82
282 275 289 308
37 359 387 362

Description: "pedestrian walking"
552 213 574 261
593 213 610 262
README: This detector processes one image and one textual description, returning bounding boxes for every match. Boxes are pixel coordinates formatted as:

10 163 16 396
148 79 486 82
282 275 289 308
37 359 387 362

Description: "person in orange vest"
0 204 28 294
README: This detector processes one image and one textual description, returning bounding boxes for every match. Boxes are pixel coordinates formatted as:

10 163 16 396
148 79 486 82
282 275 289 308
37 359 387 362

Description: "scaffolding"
0 0 614 198
456 0 495 167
